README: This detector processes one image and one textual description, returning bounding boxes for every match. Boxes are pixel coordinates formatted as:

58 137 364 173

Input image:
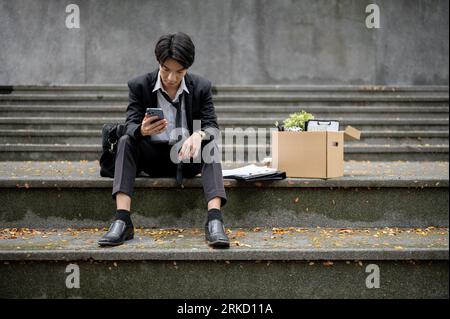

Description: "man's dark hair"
154 32 195 69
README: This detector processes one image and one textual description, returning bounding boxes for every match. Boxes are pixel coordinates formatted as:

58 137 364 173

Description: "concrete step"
1 104 448 119
2 99 447 108
215 106 449 119
211 84 450 95
216 95 450 105
2 84 448 94
0 94 448 107
1 86 448 98
0 85 128 95
2 87 448 97
0 93 447 102
0 117 448 131
0 161 447 229
0 144 448 161
0 226 447 298
0 129 448 146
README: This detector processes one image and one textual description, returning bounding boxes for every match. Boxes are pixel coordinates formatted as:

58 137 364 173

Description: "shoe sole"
98 234 134 247
206 239 230 248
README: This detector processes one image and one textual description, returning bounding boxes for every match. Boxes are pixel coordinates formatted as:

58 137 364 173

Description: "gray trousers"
112 134 227 207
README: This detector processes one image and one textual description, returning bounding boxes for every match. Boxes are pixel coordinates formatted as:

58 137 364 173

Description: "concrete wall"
0 0 448 85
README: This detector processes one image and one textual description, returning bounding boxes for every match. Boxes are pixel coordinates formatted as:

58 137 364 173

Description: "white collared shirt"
151 71 190 144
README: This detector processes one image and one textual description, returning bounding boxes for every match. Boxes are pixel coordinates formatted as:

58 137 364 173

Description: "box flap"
344 126 361 140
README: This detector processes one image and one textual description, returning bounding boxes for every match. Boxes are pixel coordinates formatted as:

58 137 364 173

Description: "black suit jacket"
125 70 219 140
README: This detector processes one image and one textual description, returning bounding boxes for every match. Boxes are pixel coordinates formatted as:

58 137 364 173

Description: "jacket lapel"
185 73 194 134
147 71 158 107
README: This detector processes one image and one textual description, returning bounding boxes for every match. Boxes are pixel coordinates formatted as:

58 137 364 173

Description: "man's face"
159 58 187 90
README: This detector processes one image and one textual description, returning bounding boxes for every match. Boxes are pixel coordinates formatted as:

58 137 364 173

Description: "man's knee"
201 141 221 164
119 134 131 144
115 134 140 168
118 134 138 150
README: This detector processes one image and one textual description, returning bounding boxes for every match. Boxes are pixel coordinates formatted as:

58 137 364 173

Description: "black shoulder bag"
99 122 126 177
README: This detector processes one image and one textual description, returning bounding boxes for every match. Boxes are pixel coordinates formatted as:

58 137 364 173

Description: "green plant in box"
276 110 314 131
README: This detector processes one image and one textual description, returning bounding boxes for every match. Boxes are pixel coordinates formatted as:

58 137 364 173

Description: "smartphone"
145 108 165 120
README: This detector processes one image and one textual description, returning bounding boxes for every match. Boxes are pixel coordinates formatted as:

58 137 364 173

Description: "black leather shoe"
98 220 134 247
205 219 230 248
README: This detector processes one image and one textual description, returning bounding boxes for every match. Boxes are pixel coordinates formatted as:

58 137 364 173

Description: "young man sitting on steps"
98 32 230 248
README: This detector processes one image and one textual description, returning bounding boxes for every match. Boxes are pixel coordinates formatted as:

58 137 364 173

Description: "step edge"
0 247 447 261
0 177 447 188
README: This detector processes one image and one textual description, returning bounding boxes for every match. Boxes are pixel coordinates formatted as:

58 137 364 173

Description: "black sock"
207 208 223 222
115 209 133 226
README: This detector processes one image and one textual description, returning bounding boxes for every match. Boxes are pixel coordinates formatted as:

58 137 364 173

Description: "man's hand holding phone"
140 108 168 136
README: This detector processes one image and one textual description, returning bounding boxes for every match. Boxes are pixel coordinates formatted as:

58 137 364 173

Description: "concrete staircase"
0 84 448 298
1 226 447 299
0 160 448 298
0 85 448 161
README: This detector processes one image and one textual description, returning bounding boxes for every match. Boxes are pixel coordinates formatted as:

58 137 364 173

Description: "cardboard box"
271 126 361 178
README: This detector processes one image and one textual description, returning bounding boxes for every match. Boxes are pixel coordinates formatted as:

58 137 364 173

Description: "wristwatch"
194 130 206 139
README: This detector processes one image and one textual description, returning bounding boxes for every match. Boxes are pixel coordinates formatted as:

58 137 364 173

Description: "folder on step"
222 164 286 182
